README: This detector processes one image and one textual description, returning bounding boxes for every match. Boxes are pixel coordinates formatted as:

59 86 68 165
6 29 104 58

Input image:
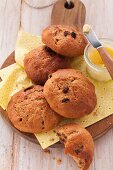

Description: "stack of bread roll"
7 25 97 170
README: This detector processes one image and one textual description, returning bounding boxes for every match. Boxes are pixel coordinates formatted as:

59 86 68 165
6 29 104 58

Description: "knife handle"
97 47 113 80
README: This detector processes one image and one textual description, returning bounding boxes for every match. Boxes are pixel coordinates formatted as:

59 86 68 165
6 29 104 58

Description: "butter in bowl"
84 38 113 81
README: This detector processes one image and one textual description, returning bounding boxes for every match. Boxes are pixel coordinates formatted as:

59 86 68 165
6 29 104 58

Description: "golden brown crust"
7 85 62 133
24 45 69 85
44 69 97 118
42 25 88 58
56 123 94 170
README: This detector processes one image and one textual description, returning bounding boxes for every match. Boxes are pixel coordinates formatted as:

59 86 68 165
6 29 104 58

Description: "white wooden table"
0 0 113 169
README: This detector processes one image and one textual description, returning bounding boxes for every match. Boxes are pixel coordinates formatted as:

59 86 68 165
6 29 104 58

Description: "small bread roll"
7 85 62 133
42 25 88 57
56 123 94 170
44 69 97 118
24 45 69 85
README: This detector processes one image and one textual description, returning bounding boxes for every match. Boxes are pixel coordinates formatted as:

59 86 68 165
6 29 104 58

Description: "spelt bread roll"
44 69 97 118
7 85 62 133
56 123 94 170
42 25 87 57
24 45 69 85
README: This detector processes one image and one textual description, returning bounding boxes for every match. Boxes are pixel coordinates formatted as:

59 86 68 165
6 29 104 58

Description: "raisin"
64 31 70 37
70 77 76 82
55 38 59 45
56 132 61 137
19 118 22 122
71 32 76 38
58 133 67 143
56 39 59 42
62 98 70 103
42 121 44 125
63 86 69 93
75 145 83 155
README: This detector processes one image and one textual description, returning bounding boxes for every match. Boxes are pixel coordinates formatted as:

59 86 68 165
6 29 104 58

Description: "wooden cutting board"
1 52 113 147
0 0 113 146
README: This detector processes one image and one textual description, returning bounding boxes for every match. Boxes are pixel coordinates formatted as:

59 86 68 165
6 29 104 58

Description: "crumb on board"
53 157 62 165
44 149 51 154
56 158 62 165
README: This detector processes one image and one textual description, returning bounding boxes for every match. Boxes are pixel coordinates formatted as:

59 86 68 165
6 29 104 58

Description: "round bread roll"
7 85 62 133
24 45 69 85
42 25 87 58
56 123 94 170
44 69 97 118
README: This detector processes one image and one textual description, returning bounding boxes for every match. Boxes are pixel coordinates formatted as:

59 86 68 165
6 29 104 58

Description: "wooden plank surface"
0 0 113 170
21 1 53 35
0 1 21 170
0 0 21 66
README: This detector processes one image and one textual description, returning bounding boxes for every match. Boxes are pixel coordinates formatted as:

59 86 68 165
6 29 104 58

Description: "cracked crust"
24 45 69 85
7 85 62 133
56 123 94 170
44 69 97 118
42 25 88 58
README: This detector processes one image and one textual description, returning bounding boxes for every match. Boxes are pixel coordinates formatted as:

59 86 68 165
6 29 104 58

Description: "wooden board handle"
51 0 86 29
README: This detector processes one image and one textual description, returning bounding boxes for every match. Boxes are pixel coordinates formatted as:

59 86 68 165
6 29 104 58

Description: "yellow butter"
15 31 43 67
